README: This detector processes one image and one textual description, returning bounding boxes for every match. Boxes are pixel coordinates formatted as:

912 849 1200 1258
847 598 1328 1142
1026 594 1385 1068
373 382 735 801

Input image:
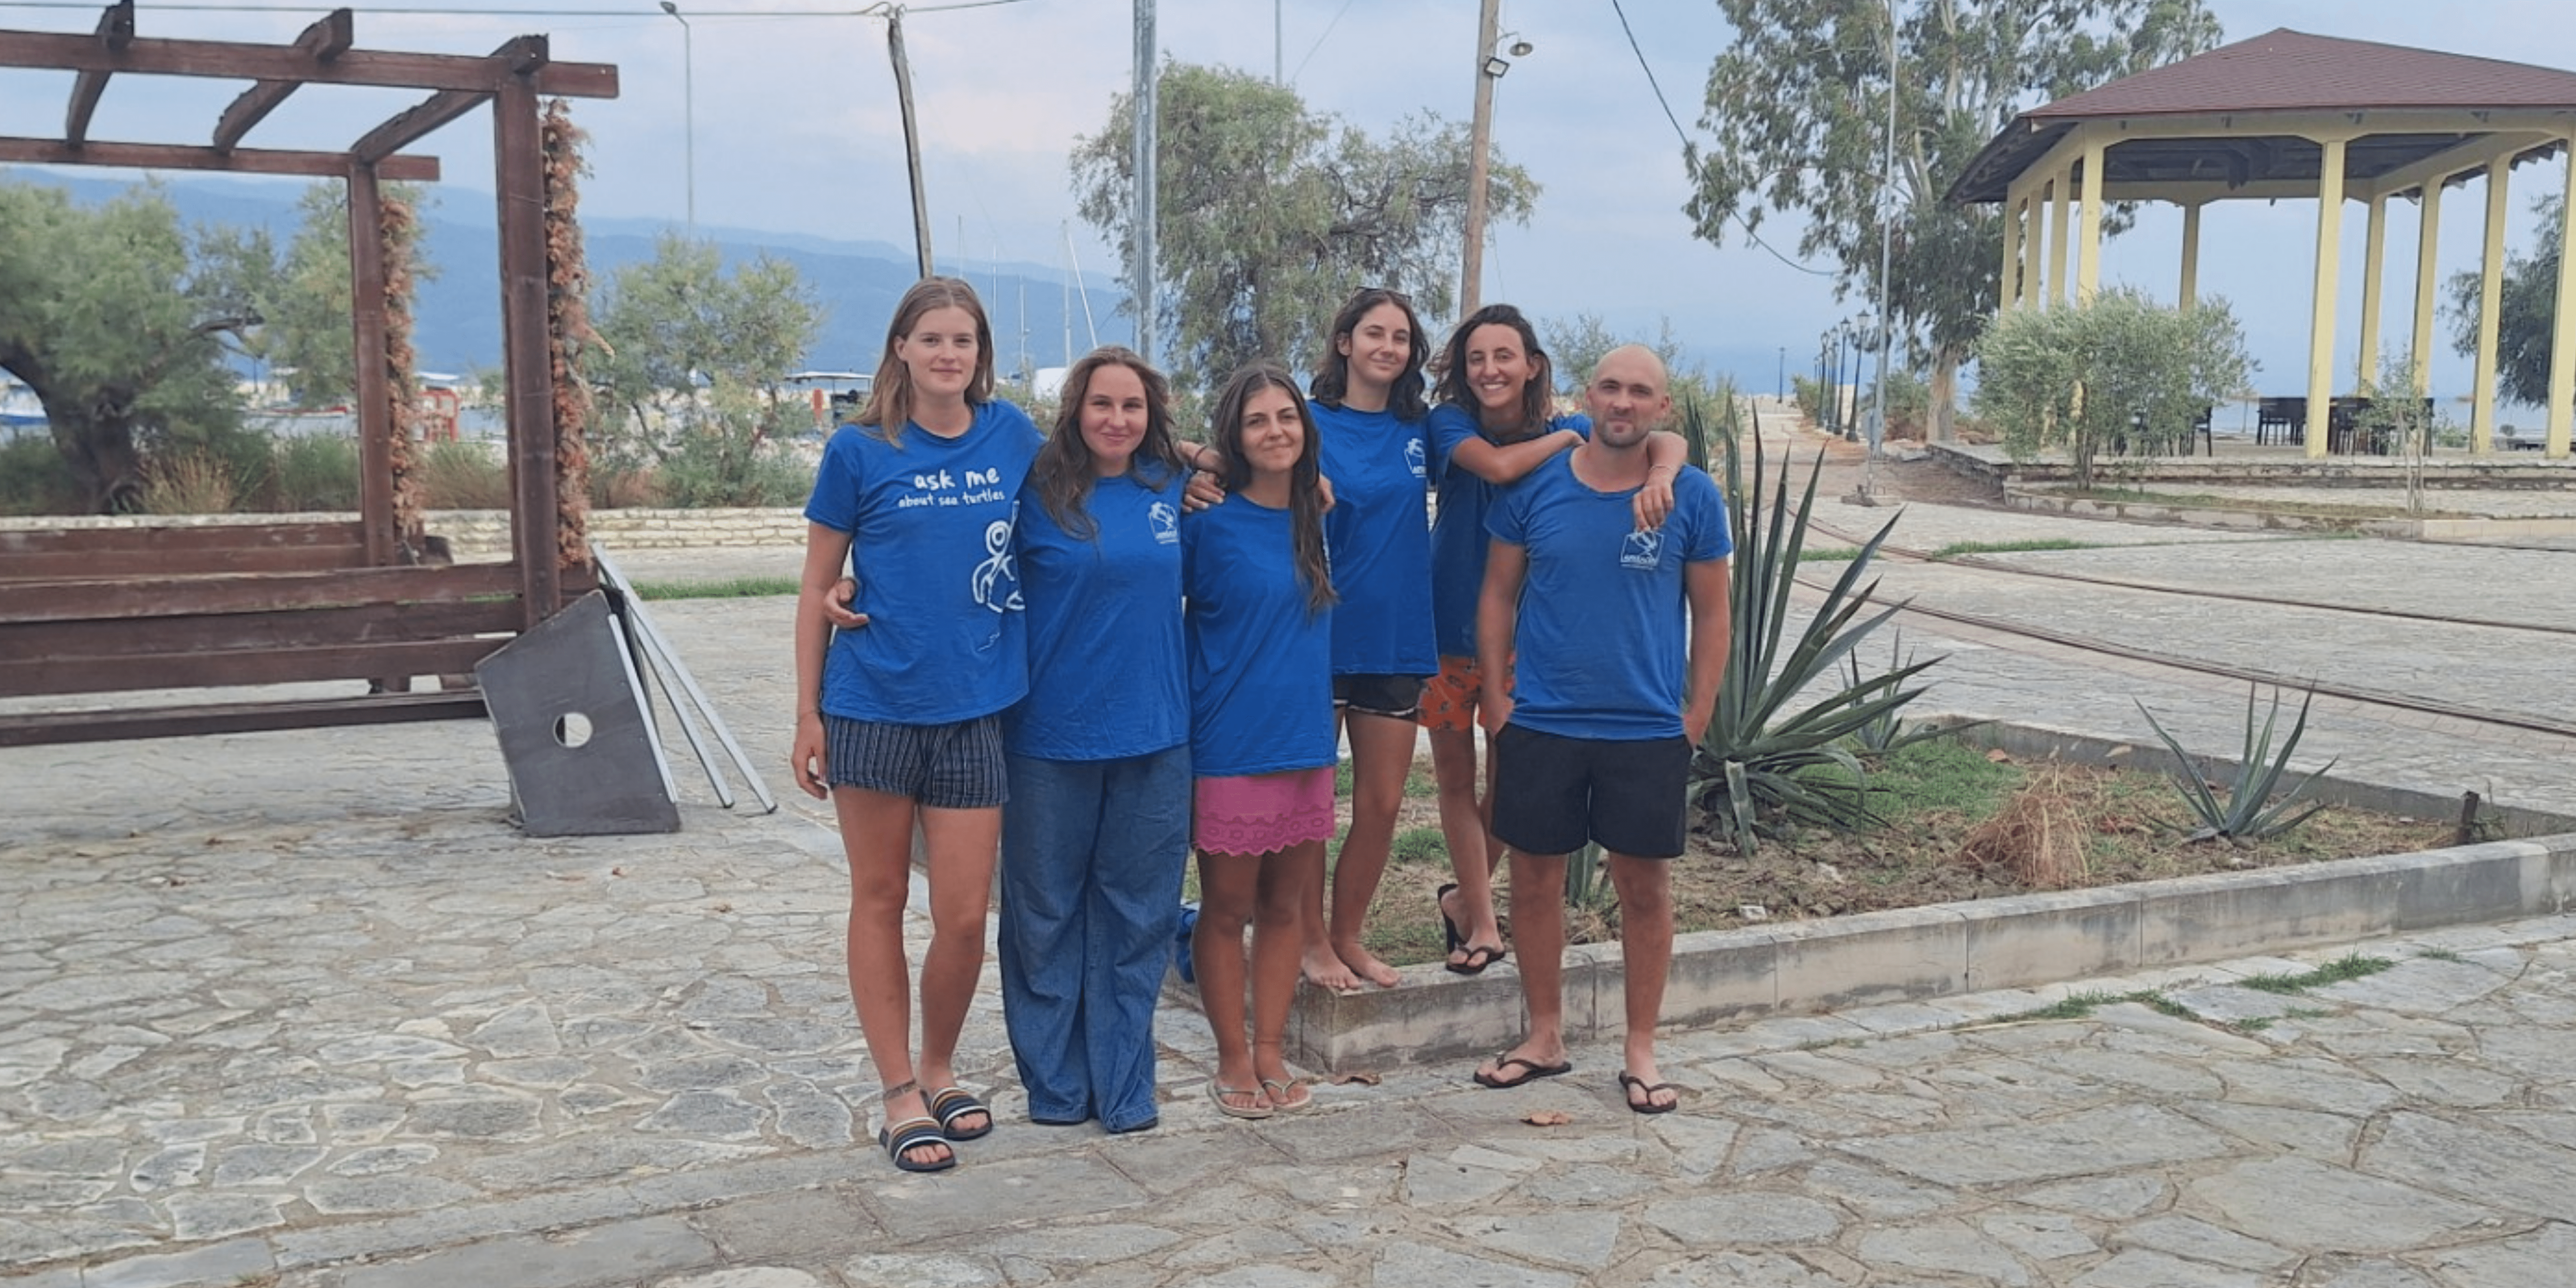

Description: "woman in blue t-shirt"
1420 306 1685 976
792 277 1042 1174
1184 362 1338 1119
1301 287 1437 994
997 347 1191 1135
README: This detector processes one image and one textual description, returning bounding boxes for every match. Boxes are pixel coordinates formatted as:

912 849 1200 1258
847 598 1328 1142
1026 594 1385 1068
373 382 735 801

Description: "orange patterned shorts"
1418 654 1512 732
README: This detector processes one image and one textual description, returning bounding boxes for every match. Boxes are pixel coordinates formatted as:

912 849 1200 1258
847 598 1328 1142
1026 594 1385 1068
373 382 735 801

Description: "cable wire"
1605 0 1835 279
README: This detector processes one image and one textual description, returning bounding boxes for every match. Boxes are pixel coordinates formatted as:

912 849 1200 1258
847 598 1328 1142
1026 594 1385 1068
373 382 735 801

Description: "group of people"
790 276 1733 1174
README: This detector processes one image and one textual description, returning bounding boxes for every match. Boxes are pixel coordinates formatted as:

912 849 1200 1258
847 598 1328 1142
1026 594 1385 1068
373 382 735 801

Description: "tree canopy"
1071 61 1537 390
0 180 262 512
239 182 436 410
2447 192 2561 409
1972 287 2249 489
1686 0 2223 436
588 233 824 506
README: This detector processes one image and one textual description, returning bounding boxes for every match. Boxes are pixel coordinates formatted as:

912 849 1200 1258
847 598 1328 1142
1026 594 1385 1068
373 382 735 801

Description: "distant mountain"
3 167 1131 378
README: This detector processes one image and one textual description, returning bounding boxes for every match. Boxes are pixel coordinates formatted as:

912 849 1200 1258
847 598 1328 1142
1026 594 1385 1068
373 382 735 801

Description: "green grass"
2415 947 2465 963
1337 758 1440 800
1390 826 1448 866
1835 735 2022 817
1801 547 1864 562
631 576 802 600
1928 539 2103 559
1988 988 2178 1024
2236 953 2393 994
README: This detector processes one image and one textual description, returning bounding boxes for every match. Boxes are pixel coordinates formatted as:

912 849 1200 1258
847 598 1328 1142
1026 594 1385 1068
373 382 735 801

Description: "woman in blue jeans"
997 347 1193 1133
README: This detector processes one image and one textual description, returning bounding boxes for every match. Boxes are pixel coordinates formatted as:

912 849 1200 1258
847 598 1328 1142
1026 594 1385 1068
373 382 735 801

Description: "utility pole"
1860 0 1900 500
1274 0 1282 84
1131 0 1158 362
884 6 933 278
1459 0 1503 316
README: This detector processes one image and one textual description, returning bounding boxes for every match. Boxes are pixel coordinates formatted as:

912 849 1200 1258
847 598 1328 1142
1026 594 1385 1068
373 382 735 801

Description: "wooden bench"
0 520 592 747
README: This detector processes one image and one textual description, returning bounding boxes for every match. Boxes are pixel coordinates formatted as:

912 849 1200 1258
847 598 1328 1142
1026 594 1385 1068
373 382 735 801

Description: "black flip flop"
1473 1053 1573 1090
927 1087 993 1141
1619 1070 1681 1115
1438 883 1510 976
879 1116 956 1172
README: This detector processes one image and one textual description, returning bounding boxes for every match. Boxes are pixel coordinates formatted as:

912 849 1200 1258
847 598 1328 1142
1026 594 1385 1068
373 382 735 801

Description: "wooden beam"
62 1 135 148
493 74 562 628
350 37 548 163
0 691 487 749
0 637 505 698
213 7 353 152
349 162 397 565
0 137 437 181
0 520 370 580
352 89 487 165
0 563 529 625
2 598 523 661
0 31 618 98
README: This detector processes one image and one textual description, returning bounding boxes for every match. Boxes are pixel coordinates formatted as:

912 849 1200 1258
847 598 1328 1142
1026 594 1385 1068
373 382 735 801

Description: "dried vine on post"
381 194 425 553
543 98 598 571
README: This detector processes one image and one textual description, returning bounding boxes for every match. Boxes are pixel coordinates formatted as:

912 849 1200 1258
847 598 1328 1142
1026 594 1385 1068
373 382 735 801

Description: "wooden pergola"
1950 28 2576 460
0 3 619 745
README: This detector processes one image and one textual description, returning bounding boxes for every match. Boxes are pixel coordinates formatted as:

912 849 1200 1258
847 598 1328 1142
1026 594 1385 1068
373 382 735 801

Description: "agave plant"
1682 400 1945 854
2137 684 2336 844
1842 628 1967 758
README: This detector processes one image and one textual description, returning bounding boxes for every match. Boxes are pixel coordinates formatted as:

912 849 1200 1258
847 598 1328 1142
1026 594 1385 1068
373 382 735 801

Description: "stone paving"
6 428 2575 1286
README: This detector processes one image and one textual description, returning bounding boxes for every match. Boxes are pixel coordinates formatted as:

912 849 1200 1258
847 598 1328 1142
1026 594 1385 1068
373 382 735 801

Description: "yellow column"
2049 167 2071 306
2471 154 2511 455
2548 135 2576 458
2410 180 2443 400
2075 134 2106 302
2024 181 2046 307
2303 136 2348 460
1999 189 2024 312
2356 193 2387 387
2179 202 2202 310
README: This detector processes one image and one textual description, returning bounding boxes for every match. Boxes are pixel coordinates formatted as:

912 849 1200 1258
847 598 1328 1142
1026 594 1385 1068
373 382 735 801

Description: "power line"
1605 0 1834 279
0 0 1027 14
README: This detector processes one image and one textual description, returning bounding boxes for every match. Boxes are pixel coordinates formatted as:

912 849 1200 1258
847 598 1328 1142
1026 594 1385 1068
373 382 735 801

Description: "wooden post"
2303 135 2348 460
347 161 395 567
495 75 560 626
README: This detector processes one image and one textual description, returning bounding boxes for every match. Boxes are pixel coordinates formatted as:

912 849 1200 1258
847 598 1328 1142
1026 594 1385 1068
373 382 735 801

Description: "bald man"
1471 345 1733 1114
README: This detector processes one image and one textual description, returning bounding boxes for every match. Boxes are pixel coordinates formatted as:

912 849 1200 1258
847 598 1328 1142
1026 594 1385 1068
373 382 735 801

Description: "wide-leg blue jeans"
998 744 1191 1132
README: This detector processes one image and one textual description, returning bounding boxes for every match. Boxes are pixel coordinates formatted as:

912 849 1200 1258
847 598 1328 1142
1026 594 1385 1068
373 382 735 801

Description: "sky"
5 0 2576 420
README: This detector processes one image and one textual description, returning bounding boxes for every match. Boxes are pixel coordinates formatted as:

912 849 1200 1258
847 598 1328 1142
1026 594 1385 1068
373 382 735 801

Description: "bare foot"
1302 947 1364 994
1337 943 1402 989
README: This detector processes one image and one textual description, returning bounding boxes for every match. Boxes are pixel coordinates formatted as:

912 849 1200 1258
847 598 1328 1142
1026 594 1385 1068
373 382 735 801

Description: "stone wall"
0 508 810 557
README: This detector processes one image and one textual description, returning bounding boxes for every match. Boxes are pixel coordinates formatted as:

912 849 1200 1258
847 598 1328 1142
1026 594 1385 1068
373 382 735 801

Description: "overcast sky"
6 0 2575 416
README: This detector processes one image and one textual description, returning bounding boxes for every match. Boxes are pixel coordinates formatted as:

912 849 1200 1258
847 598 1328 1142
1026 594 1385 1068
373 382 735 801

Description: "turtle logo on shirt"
973 504 1025 612
1149 501 1180 545
1621 528 1664 570
1404 435 1428 480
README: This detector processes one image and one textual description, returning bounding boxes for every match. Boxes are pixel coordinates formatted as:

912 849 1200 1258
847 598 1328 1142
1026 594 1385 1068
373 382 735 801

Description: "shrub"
1973 289 2252 489
139 450 239 514
418 439 512 509
265 433 361 512
0 437 82 515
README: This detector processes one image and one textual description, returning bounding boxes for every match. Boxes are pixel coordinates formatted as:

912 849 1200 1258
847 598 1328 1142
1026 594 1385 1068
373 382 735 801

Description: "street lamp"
659 1 694 232
1862 0 1900 498
1460 0 1532 315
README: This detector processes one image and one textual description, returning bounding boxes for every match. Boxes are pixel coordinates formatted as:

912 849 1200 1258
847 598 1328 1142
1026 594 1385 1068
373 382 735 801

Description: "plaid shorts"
822 713 1007 809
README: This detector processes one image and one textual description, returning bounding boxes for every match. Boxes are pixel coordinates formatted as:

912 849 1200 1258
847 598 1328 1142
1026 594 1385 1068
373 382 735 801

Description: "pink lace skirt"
1193 766 1336 858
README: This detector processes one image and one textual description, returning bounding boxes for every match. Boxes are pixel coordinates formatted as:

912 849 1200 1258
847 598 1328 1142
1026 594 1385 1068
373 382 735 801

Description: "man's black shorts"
1490 723 1690 859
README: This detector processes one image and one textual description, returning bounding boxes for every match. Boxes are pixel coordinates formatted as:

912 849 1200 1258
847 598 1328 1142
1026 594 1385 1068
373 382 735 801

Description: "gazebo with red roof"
1949 28 2576 459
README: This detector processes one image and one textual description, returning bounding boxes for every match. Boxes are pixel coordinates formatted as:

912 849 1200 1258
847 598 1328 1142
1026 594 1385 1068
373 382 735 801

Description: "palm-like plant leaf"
1686 401 1950 853
2137 684 2336 843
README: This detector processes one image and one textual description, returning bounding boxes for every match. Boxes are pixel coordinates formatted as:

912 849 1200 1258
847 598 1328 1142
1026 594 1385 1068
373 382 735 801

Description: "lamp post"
658 1 693 232
1861 0 1900 498
1460 0 1532 316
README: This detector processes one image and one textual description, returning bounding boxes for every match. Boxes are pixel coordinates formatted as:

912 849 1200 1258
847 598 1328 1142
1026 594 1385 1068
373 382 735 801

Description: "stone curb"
1277 831 2576 1073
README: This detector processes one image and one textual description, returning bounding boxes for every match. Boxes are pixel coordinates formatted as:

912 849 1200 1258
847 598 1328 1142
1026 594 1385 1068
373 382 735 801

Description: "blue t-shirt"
1427 406 1590 660
803 401 1045 725
1006 471 1189 761
1182 499 1336 778
1312 401 1437 678
1487 452 1733 741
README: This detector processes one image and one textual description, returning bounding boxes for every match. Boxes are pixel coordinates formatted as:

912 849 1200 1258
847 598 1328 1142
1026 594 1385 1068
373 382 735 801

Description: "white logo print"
973 502 1024 613
1621 528 1663 570
1404 435 1428 479
1149 501 1179 545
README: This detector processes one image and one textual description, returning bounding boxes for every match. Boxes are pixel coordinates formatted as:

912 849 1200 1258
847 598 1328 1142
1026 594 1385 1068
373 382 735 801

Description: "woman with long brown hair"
791 276 1042 1172
997 346 1193 1134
